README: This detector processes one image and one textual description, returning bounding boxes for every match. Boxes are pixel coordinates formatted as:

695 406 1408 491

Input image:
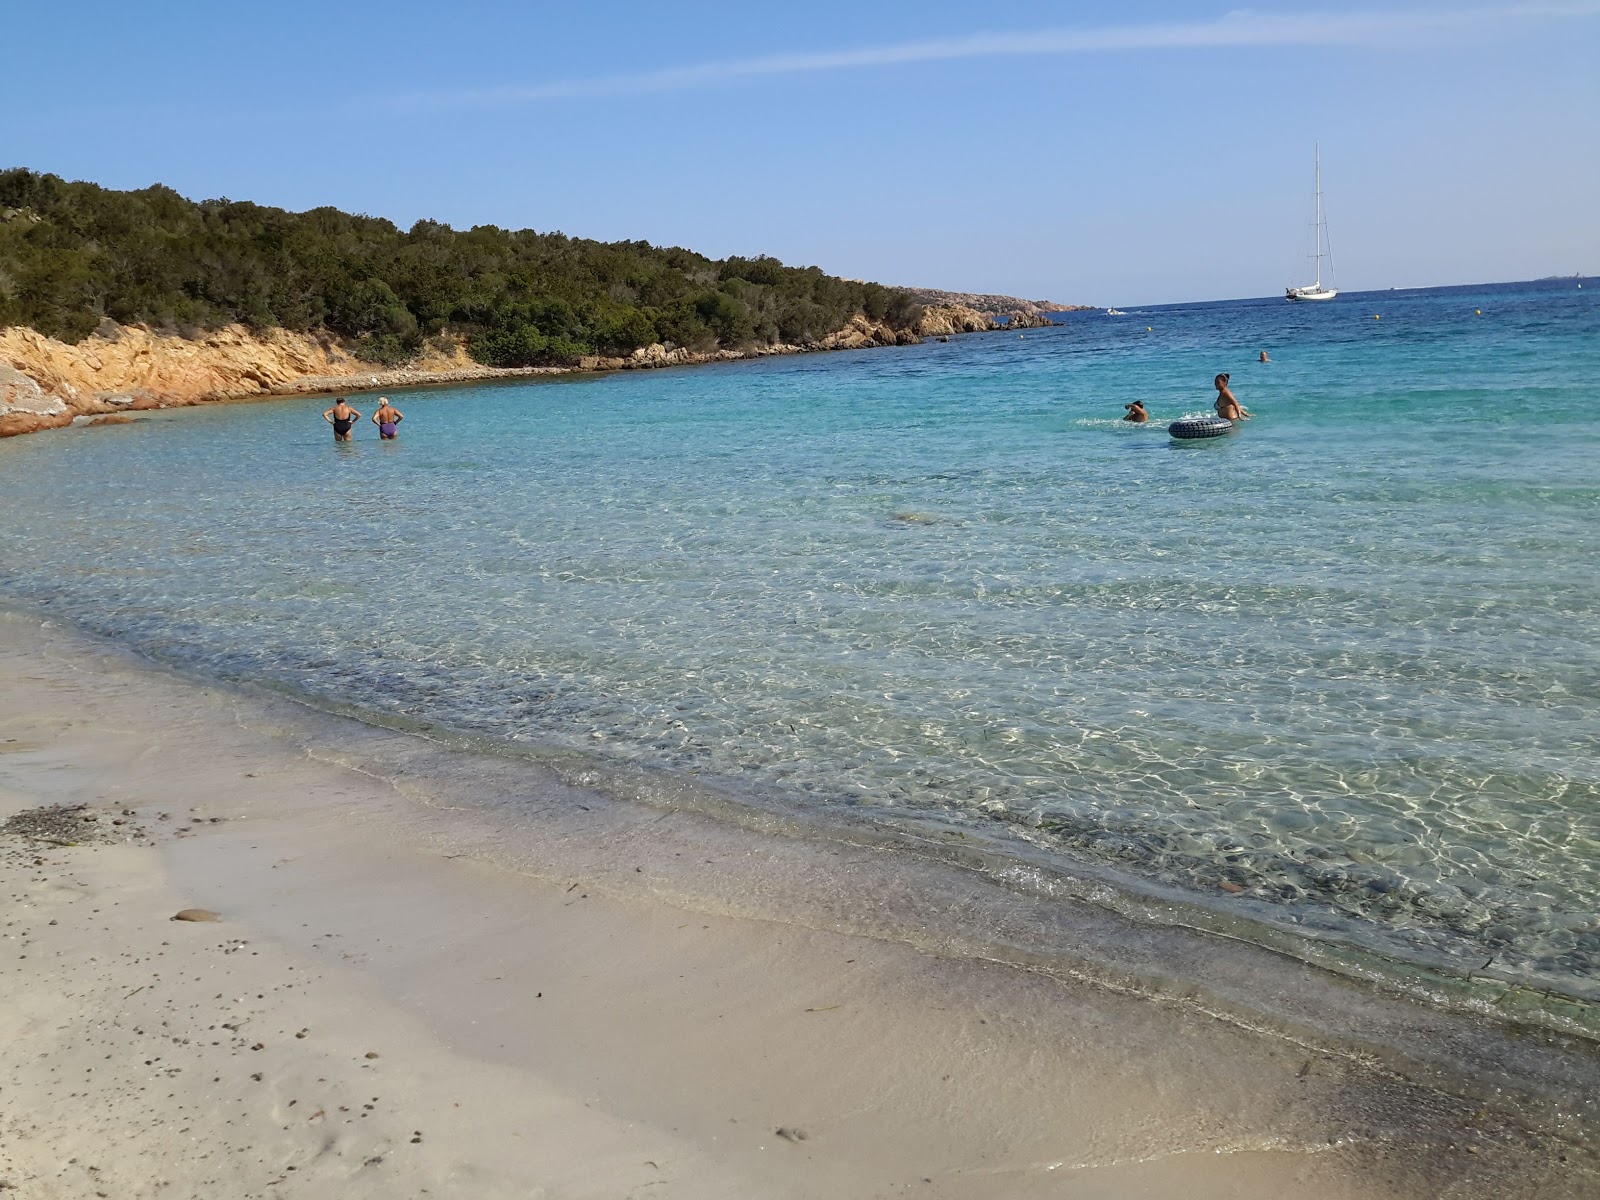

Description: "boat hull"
1286 287 1338 302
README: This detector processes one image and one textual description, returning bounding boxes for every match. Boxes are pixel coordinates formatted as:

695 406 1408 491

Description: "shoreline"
0 306 1037 440
3 609 1598 1197
1 584 1591 1045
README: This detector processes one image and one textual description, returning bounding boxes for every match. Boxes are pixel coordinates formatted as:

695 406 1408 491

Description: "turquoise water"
3 279 1598 996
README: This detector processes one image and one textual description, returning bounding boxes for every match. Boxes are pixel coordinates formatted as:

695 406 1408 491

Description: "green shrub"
355 332 418 366
467 325 548 368
593 306 658 355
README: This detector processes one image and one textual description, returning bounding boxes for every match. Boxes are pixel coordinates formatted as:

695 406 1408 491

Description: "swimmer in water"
1123 400 1149 423
323 397 361 441
372 397 404 440
1213 373 1250 421
1259 350 1271 363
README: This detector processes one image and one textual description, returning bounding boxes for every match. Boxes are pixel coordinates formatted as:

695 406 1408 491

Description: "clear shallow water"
3 279 1598 996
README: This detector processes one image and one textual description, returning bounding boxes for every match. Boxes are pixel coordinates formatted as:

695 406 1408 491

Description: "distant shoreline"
1 301 1084 439
0 317 912 439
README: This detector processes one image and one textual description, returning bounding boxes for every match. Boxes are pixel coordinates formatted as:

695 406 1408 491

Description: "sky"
10 1 1600 305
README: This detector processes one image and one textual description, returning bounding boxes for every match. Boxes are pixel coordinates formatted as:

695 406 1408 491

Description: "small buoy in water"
1374 314 1381 320
1476 309 1482 315
1146 326 1152 332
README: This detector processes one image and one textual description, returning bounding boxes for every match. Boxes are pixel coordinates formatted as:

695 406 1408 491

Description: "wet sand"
2 609 1595 1198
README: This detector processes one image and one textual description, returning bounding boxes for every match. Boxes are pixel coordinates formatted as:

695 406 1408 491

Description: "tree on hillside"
0 169 923 367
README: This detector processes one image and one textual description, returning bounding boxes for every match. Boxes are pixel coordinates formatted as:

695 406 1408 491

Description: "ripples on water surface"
3 280 1598 997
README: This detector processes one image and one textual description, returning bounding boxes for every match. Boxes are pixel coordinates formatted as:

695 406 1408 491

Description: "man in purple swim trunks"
371 397 404 440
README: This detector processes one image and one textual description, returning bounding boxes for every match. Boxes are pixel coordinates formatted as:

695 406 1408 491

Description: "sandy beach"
2 609 1596 1199
9 2 1598 1191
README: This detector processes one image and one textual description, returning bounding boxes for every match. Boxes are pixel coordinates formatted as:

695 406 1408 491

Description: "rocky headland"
0 170 1097 439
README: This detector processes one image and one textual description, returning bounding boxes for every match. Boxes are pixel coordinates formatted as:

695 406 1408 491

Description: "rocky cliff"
0 324 481 437
913 303 1062 337
913 304 994 337
902 288 1091 339
0 316 921 438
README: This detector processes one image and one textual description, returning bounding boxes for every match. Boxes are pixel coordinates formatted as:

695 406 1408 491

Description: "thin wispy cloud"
394 3 1600 111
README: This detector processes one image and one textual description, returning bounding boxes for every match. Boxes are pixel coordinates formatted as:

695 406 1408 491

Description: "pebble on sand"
171 908 221 922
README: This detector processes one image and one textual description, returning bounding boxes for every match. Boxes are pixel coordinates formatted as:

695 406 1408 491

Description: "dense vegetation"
0 169 920 366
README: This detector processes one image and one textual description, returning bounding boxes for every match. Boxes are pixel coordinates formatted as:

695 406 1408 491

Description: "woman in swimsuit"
1213 373 1250 421
323 398 362 441
371 398 404 440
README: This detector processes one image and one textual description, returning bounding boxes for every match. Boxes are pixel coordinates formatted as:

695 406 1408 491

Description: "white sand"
2 610 1595 1198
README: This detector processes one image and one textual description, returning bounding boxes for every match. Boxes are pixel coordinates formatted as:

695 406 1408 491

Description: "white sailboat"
1286 144 1337 302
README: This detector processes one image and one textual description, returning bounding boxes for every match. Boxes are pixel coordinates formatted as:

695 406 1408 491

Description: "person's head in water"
1259 350 1270 363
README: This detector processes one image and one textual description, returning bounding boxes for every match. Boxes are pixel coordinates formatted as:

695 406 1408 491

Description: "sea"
3 277 1597 1014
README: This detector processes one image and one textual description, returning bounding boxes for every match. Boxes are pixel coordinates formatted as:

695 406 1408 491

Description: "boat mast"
1313 142 1322 290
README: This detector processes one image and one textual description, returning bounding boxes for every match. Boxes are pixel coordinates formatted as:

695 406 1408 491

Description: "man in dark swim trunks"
371 397 404 440
323 397 361 441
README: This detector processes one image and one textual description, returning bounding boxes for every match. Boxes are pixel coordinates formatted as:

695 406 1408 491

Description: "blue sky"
11 2 1599 304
